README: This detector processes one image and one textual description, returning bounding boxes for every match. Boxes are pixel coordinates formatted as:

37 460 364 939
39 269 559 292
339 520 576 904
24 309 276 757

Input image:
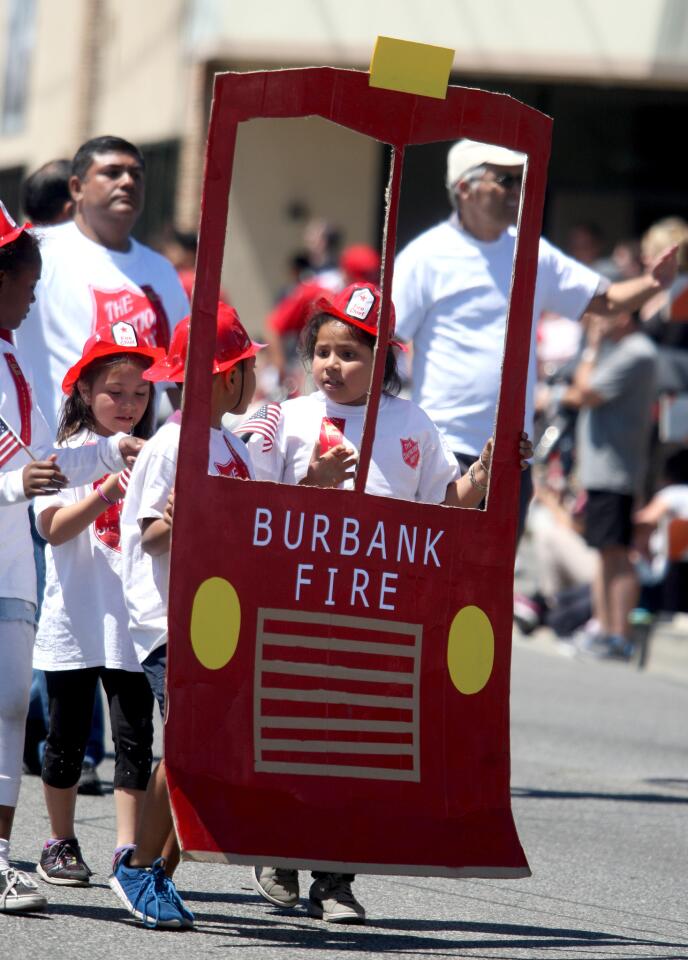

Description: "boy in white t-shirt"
112 304 262 929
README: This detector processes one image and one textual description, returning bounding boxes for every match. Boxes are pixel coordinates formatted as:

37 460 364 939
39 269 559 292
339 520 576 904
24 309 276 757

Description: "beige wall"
189 0 688 86
92 0 189 142
0 0 87 168
0 0 188 173
2 0 687 334
0 0 383 335
3 0 687 178
222 116 380 335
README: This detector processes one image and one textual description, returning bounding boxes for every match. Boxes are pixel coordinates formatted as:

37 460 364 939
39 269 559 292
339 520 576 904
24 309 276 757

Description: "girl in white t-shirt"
32 321 165 891
248 281 532 504
246 282 532 924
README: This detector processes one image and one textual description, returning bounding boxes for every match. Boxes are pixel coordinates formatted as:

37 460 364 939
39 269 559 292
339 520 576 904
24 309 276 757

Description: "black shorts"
584 490 634 549
663 562 688 613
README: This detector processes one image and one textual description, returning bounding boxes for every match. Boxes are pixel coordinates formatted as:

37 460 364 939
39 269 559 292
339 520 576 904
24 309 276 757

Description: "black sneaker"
37 838 92 886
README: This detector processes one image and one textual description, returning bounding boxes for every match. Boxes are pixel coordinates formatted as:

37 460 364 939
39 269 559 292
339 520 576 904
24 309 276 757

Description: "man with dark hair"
21 160 74 226
70 135 145 183
16 135 187 433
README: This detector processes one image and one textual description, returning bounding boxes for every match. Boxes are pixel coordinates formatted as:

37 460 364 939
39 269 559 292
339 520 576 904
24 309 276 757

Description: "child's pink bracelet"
95 483 117 506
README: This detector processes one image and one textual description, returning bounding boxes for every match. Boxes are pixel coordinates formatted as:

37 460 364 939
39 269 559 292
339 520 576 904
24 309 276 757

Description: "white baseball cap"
446 138 525 188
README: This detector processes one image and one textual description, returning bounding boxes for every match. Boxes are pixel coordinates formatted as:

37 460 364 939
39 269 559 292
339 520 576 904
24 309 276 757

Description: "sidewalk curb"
513 624 688 686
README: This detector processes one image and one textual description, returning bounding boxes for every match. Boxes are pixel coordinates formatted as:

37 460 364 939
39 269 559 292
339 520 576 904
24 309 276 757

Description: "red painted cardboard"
165 66 552 877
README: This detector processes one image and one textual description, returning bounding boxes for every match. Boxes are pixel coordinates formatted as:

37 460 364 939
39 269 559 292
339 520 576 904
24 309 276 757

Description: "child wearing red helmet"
33 320 165 893
112 303 263 929
247 282 531 504
0 202 143 914
244 281 532 923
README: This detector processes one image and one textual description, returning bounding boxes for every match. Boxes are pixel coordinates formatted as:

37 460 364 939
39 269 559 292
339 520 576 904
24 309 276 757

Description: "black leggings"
42 667 154 790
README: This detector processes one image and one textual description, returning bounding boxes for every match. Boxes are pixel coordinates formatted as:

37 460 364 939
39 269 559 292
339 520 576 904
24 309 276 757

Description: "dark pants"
312 872 355 882
27 670 105 769
42 667 154 790
141 643 168 719
545 584 592 637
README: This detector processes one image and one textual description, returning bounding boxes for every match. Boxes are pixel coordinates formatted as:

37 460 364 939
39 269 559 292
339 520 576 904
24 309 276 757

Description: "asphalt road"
4 641 687 959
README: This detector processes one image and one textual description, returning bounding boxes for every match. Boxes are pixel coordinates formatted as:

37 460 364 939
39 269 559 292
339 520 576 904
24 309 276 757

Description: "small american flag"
117 468 131 496
236 402 282 452
0 414 23 468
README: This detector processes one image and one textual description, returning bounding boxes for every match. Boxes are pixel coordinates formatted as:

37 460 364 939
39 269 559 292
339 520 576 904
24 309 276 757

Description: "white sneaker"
0 867 48 913
252 866 299 908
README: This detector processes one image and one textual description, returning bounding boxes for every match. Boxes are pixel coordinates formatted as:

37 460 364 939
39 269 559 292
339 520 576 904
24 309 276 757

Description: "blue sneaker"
109 852 194 929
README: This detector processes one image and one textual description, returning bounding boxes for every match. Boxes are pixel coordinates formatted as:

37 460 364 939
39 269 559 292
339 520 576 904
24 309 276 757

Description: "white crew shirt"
33 429 141 672
653 484 688 564
121 422 253 663
246 391 459 504
1 341 127 605
15 221 189 433
393 219 602 456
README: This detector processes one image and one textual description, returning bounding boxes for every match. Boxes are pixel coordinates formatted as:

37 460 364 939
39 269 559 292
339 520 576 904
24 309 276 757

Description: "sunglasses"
490 172 523 190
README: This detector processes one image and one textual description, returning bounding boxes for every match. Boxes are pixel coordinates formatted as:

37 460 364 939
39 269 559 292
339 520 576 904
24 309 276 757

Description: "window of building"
1 0 37 135
134 139 180 245
0 166 24 218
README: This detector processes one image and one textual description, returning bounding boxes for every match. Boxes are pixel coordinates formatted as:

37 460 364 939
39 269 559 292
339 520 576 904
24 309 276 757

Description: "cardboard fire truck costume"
166 39 552 878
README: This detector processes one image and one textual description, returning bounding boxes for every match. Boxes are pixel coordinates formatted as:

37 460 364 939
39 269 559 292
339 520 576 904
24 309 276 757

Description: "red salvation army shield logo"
90 285 171 348
92 475 123 551
400 437 420 469
213 438 251 479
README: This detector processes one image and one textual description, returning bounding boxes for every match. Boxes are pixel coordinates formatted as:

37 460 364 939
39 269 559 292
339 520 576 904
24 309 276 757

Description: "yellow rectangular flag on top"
369 36 454 100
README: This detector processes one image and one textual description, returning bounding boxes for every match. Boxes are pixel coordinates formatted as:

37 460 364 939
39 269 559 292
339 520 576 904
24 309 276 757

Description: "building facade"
1 0 688 329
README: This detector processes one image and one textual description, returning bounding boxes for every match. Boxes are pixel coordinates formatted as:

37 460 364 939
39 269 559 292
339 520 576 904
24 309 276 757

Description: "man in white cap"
393 138 677 525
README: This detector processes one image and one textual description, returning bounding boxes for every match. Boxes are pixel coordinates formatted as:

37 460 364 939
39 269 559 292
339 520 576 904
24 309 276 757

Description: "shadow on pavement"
189 909 688 955
512 785 688 804
643 777 688 791
6 887 686 956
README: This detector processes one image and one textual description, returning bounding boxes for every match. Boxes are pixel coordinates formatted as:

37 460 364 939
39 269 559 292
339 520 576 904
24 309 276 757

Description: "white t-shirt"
33 430 140 671
245 391 459 504
121 422 253 663
0 341 126 605
15 221 189 434
393 218 602 456
655 484 688 563
658 484 688 519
